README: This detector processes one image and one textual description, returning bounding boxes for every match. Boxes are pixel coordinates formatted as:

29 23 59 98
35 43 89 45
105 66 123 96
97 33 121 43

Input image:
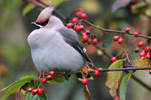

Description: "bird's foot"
64 71 71 80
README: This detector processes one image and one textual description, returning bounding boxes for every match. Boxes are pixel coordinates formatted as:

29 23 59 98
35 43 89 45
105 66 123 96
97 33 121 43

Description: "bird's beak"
31 22 43 29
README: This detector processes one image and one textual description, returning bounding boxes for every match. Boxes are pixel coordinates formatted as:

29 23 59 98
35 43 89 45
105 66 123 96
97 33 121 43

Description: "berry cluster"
111 27 148 62
28 70 55 95
139 46 151 59
113 27 141 44
82 67 102 85
41 71 55 84
67 9 98 45
28 87 45 95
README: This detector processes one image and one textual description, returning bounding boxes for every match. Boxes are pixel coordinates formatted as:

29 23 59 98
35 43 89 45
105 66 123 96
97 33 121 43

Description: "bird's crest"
36 7 55 24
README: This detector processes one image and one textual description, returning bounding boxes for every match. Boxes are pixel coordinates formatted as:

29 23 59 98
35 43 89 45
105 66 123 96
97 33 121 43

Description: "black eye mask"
31 19 49 30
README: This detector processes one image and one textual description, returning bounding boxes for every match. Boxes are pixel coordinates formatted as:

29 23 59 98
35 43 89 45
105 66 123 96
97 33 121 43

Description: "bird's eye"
39 19 49 26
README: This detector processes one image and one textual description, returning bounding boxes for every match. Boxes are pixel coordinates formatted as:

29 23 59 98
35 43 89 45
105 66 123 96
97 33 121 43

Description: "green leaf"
146 6 151 17
132 1 147 14
47 76 65 83
105 59 125 97
0 76 35 92
2 82 26 100
0 76 35 100
22 4 36 16
26 81 47 100
119 72 133 100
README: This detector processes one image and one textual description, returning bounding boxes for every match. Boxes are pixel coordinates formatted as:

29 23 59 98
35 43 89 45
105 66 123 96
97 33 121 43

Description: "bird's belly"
31 47 84 72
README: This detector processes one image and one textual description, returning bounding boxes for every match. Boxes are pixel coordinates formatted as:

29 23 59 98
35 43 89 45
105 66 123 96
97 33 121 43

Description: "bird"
27 7 92 79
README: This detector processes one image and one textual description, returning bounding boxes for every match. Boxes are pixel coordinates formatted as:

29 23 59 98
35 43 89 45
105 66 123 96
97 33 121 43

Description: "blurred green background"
1 0 151 100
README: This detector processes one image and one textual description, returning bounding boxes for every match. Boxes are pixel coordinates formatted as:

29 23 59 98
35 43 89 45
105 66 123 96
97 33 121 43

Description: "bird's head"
31 7 55 30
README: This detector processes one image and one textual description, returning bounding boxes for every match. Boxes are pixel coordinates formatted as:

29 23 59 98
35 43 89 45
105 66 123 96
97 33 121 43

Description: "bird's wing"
57 27 93 63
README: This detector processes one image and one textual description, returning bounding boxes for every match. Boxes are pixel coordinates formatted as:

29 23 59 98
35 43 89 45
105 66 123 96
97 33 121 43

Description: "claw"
64 71 71 80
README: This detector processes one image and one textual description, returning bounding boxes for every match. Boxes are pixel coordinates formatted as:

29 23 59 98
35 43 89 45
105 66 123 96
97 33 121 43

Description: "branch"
51 67 151 79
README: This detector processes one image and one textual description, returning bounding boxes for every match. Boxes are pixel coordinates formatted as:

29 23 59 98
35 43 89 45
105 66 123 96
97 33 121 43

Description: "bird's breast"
28 29 84 72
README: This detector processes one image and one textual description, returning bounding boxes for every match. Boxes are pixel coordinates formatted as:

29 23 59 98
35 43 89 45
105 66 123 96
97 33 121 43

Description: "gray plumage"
28 7 92 72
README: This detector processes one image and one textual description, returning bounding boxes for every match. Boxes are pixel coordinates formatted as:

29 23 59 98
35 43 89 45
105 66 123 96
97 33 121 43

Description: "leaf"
22 4 36 16
131 1 147 14
134 59 151 71
47 76 66 83
112 0 131 12
84 85 91 100
42 0 68 6
119 72 133 100
0 76 35 92
79 0 101 14
26 81 47 100
2 82 26 100
146 6 151 17
0 76 35 100
105 59 125 97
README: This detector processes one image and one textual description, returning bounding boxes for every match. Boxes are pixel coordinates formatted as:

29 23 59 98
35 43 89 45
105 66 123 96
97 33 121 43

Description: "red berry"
81 13 87 18
149 70 151 74
111 57 116 62
28 88 33 92
94 70 101 76
113 36 119 41
49 71 55 76
75 25 81 32
125 28 130 33
82 78 88 85
85 30 90 35
87 39 91 44
113 96 121 100
118 38 123 44
83 36 88 41
32 89 38 95
97 68 103 72
67 23 73 28
92 39 98 45
82 32 87 37
72 17 78 23
133 32 138 37
130 5 135 10
141 56 145 59
138 41 144 47
76 11 82 17
41 78 47 84
135 47 139 53
140 50 146 57
79 25 84 30
146 54 151 59
82 39 87 43
37 88 43 95
144 46 150 53
41 88 45 92
46 75 52 80
136 29 141 34
74 25 78 31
